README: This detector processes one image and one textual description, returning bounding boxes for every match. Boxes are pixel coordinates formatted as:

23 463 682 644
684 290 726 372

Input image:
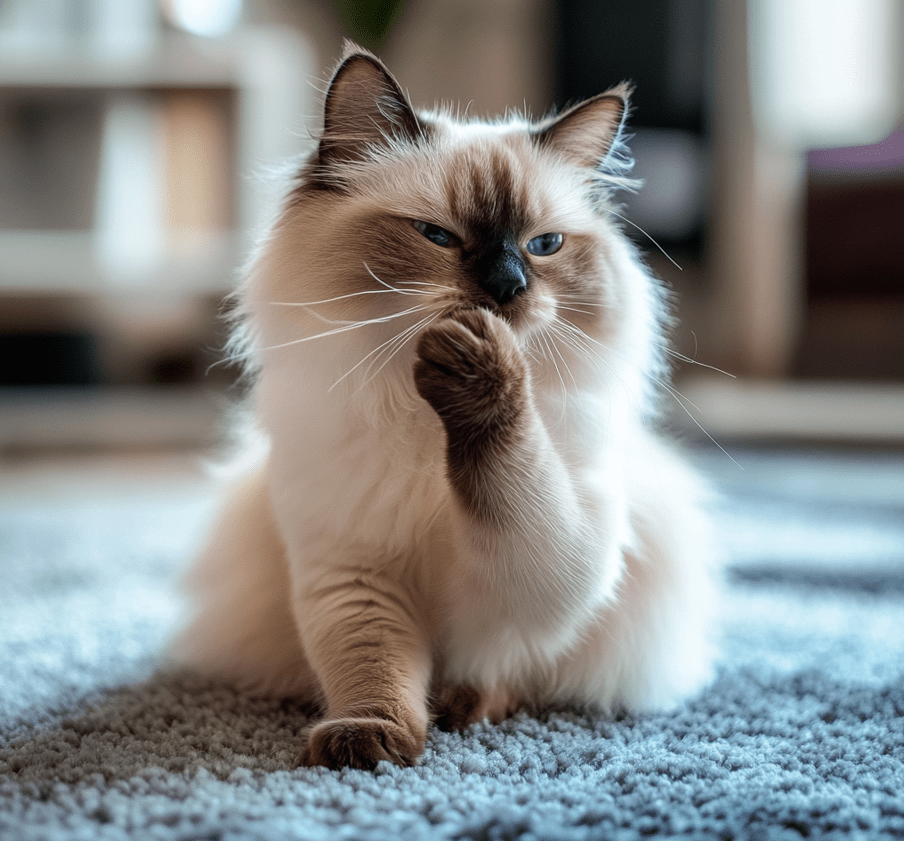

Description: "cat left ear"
319 44 423 168
533 83 631 169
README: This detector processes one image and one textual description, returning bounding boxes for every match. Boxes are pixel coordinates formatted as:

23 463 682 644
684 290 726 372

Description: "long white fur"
172 105 718 720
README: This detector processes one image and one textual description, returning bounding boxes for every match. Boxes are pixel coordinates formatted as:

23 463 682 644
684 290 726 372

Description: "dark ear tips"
318 47 422 169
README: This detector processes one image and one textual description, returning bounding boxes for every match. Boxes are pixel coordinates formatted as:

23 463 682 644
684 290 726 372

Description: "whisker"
555 295 612 308
304 309 357 327
540 329 568 400
330 310 436 392
358 311 442 391
397 279 450 291
531 328 573 430
556 318 702 412
560 322 705 414
556 318 741 468
258 304 430 352
550 318 645 415
604 208 682 270
269 287 424 309
543 326 579 391
663 347 736 379
657 380 743 469
555 304 596 317
362 262 427 296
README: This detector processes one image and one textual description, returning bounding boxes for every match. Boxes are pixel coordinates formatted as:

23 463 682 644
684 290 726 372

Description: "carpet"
1 445 903 840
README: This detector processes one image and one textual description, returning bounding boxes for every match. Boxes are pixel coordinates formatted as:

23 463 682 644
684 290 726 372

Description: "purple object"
807 130 904 176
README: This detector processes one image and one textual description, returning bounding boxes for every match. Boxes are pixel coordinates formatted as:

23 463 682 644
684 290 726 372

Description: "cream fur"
171 51 719 760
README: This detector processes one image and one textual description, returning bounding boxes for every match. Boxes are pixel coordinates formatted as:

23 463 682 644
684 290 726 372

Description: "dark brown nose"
475 240 527 305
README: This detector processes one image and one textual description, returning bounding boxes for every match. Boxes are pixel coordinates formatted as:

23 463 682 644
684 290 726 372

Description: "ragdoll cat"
173 44 717 771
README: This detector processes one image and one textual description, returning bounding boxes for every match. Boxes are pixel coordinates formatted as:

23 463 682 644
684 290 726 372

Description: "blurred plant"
330 0 407 51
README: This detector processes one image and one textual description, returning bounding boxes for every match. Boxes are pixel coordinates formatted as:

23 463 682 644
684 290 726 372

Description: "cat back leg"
431 683 519 731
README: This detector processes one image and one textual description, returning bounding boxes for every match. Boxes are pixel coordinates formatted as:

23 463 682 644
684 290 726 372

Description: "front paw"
298 717 424 770
414 308 527 432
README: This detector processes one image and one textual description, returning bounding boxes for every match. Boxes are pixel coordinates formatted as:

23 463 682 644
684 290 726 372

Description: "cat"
172 43 718 771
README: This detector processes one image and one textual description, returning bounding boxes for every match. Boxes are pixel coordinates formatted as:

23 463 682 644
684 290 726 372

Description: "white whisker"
305 309 357 327
555 304 596 317
258 304 430 353
357 311 441 392
561 322 704 414
540 330 568 399
545 327 579 391
550 318 645 415
556 295 612 308
662 347 736 379
269 287 423 309
604 208 682 270
362 262 417 295
555 318 741 468
397 279 449 291
331 310 436 392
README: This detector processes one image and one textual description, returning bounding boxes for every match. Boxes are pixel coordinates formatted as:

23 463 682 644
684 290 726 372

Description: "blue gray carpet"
1 445 903 840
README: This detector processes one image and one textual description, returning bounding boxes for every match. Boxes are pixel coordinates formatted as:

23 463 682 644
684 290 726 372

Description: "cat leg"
414 308 624 678
294 568 431 770
431 683 519 731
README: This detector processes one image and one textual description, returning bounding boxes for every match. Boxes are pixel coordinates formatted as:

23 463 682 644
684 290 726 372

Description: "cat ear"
533 84 632 169
318 43 423 167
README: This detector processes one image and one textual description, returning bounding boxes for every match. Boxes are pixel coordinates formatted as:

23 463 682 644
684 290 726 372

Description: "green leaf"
331 0 408 51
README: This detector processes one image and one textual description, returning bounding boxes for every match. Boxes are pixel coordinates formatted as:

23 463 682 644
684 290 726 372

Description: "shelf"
0 230 240 295
672 377 904 444
0 35 240 91
0 386 224 451
0 27 313 301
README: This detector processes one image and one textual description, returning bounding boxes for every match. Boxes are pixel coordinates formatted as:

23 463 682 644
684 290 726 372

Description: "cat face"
295 130 613 337
250 46 656 403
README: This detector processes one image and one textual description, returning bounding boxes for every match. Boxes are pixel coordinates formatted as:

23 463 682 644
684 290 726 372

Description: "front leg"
414 307 530 519
414 309 621 673
295 569 430 770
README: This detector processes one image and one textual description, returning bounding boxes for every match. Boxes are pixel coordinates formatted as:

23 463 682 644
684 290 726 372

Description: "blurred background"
1 0 902 457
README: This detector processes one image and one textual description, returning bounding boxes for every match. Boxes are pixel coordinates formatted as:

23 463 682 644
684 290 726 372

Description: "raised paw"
414 308 527 432
298 717 424 770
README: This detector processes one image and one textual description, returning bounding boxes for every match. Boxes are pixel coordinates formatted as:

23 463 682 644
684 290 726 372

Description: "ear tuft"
533 83 632 170
319 48 422 168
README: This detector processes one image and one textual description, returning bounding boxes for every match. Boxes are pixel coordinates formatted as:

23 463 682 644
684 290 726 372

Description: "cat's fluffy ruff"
172 46 718 770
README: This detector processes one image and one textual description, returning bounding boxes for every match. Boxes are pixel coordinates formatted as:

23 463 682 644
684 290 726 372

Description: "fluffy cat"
173 44 718 771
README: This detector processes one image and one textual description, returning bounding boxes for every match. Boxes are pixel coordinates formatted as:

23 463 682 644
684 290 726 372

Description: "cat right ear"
533 84 632 170
318 44 423 168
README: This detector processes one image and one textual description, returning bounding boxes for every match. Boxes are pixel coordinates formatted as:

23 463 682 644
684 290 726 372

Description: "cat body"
174 46 717 770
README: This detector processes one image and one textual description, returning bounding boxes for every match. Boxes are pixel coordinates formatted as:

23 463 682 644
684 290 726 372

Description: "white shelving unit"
0 27 314 296
0 19 314 447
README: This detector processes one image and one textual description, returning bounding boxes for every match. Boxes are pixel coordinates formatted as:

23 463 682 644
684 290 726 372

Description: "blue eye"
526 232 564 256
414 221 457 248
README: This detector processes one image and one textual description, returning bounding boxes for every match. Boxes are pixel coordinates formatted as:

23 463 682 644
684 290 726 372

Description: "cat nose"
476 242 528 305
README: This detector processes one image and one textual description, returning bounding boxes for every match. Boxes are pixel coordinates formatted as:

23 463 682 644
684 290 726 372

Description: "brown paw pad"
298 717 423 771
414 311 525 424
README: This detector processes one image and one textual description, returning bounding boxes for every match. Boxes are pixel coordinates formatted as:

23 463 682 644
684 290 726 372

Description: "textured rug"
2 445 903 840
